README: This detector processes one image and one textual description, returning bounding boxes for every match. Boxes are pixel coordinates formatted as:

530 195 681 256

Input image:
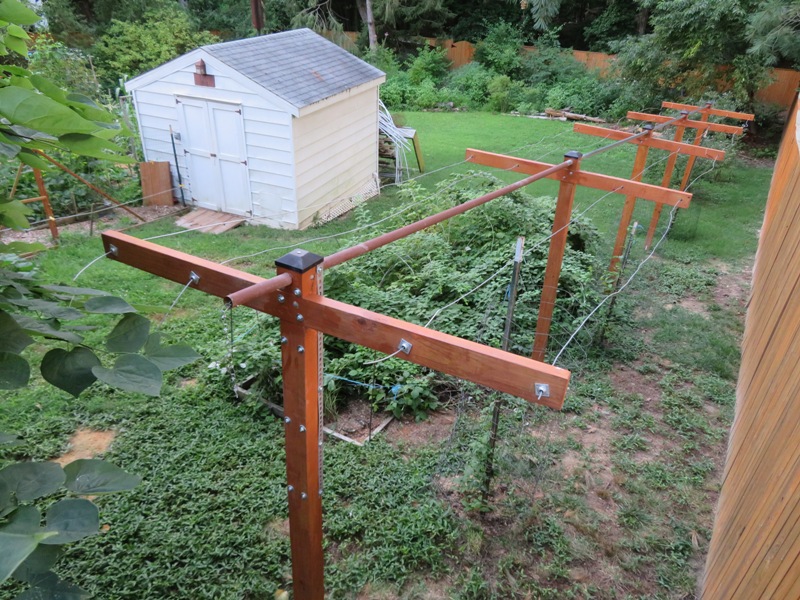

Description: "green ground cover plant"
1 112 774 598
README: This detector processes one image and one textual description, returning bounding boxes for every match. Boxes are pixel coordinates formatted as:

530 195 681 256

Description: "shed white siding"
293 87 380 228
131 52 297 226
127 30 385 229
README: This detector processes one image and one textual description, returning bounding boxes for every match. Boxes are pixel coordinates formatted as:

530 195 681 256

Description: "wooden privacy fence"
344 32 799 109
702 95 800 598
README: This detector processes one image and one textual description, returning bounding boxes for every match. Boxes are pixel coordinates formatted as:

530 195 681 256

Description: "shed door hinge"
175 98 181 104
241 159 247 166
236 108 241 114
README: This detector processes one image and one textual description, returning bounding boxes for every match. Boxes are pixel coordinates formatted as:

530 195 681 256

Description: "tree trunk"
636 7 650 35
357 0 378 50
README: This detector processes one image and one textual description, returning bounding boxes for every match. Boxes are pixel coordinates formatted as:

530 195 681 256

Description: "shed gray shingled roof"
204 29 384 109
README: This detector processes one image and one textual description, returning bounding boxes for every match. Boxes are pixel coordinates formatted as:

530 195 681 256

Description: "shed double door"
178 97 251 216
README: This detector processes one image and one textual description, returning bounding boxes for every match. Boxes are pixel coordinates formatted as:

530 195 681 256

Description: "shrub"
522 29 587 86
406 45 451 85
486 74 524 113
364 44 402 78
544 76 616 116
474 21 525 78
321 174 601 416
444 63 495 107
28 36 100 97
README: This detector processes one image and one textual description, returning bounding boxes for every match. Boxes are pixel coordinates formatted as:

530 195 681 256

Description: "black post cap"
564 150 583 160
275 248 324 273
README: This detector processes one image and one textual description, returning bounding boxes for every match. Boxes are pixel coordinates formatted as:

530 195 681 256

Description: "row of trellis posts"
98 101 751 599
4 150 145 243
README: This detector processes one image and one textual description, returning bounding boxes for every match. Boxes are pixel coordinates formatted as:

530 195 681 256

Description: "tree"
0 2 200 596
747 0 800 67
612 0 772 109
93 5 218 86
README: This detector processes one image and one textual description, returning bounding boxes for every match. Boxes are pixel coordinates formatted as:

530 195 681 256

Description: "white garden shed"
125 29 386 229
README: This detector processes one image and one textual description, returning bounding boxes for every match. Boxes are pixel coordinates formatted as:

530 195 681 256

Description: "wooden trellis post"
464 149 692 362
571 121 727 271
626 103 753 248
100 203 571 599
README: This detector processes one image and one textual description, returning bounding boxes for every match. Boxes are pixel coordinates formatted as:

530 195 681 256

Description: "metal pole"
169 125 186 207
485 236 525 493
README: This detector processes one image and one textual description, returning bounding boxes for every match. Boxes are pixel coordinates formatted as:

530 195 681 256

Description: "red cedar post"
275 249 325 600
33 168 59 242
609 125 653 273
644 112 689 249
679 107 712 191
531 151 581 363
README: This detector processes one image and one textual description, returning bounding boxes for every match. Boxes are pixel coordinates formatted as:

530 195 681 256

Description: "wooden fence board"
702 95 800 598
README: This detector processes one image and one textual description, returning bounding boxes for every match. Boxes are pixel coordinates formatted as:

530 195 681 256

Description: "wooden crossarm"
573 123 726 161
101 230 274 300
661 101 754 121
627 112 744 135
299 295 569 409
466 149 692 208
101 230 570 409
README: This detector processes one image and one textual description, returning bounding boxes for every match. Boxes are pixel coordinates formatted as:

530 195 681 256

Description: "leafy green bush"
486 74 524 113
27 36 100 98
0 154 141 222
474 21 525 78
443 63 495 107
93 6 218 86
406 45 451 85
522 29 587 86
363 44 402 78
320 174 601 415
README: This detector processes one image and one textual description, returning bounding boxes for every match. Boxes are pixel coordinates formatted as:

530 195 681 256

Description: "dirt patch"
609 363 662 405
53 428 116 466
383 409 457 449
325 398 392 444
712 260 752 313
678 296 710 318
0 205 186 247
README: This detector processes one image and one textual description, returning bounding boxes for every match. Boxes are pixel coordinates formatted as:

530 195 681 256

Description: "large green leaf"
63 459 141 495
83 296 136 314
0 478 15 518
40 348 100 398
58 134 133 163
4 33 26 56
0 310 34 354
17 150 51 170
0 351 30 389
0 0 39 25
0 241 46 254
5 298 82 321
14 571 88 599
0 532 47 584
0 198 32 229
0 462 65 502
0 87 101 137
105 313 150 353
14 315 83 344
11 546 62 584
92 354 162 396
41 498 99 545
39 285 109 297
0 432 20 445
144 333 201 371
28 75 67 103
1 505 42 535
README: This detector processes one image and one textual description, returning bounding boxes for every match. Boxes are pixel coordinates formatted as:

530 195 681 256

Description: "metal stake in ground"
485 236 525 494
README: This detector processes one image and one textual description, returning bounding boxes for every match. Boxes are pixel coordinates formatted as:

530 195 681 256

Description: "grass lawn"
1 112 774 599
